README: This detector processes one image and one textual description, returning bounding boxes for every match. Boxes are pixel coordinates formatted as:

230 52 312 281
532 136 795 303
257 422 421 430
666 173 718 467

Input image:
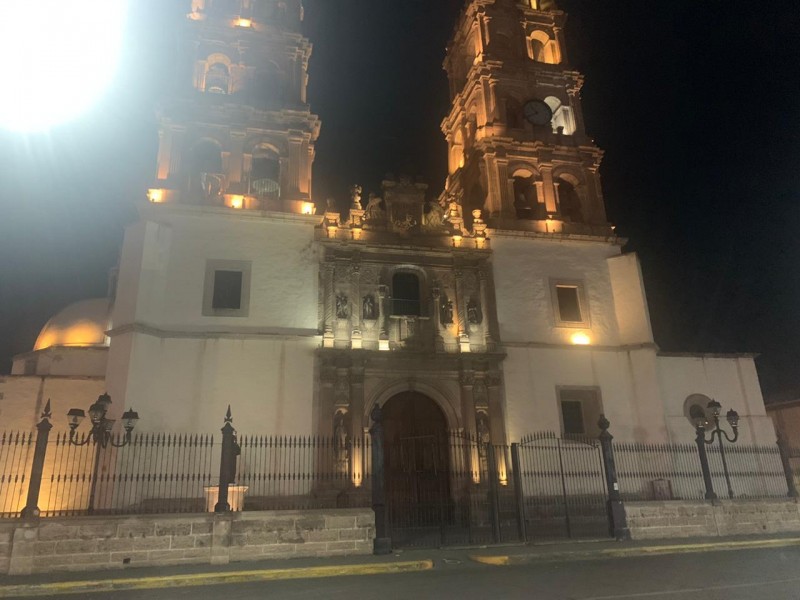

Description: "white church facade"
2 0 776 452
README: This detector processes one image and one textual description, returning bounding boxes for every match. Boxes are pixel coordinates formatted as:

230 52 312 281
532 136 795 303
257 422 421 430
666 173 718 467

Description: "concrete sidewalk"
1 533 798 597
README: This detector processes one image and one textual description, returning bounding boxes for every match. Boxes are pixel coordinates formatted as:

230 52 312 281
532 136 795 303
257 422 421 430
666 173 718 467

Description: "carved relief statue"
364 193 385 222
440 297 454 325
423 198 446 229
362 294 377 320
477 412 491 445
444 192 463 222
350 184 363 210
467 298 482 324
393 214 417 233
335 293 349 319
333 413 349 470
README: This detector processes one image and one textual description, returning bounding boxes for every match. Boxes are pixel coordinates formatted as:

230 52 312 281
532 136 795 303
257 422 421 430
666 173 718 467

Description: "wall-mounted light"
236 17 251 27
147 189 164 203
229 195 244 209
301 202 316 215
571 332 591 346
452 234 463 248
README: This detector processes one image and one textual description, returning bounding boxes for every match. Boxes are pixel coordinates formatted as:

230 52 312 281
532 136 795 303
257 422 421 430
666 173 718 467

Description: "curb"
0 559 434 598
470 537 800 566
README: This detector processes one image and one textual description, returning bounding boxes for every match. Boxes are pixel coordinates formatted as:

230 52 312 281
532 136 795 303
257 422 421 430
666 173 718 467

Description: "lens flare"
0 0 128 132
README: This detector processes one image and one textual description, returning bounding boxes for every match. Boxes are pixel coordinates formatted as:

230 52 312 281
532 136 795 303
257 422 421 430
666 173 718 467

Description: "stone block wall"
5 509 374 575
626 499 800 540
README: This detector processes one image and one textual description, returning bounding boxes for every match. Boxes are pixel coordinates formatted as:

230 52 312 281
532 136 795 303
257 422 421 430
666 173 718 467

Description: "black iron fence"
2 404 799 552
613 441 790 501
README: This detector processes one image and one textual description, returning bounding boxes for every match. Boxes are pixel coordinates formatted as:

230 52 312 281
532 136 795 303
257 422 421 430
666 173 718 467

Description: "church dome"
33 298 112 351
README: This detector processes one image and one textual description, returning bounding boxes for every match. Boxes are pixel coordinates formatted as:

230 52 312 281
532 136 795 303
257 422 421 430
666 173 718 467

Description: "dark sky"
1 0 799 400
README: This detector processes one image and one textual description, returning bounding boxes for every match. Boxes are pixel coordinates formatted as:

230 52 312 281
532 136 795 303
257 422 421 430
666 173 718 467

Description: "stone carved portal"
382 392 450 528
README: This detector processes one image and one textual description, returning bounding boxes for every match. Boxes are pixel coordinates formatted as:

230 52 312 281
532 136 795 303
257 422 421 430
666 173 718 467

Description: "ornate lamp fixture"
693 399 740 499
67 393 139 448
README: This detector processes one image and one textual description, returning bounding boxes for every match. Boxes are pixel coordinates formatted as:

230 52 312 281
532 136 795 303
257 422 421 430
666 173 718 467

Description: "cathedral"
2 0 777 452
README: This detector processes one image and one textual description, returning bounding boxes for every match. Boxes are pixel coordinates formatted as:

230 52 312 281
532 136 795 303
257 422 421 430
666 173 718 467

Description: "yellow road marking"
0 559 434 598
470 537 800 566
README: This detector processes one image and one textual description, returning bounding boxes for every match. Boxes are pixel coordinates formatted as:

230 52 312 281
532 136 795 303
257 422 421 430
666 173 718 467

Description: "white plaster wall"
0 376 107 432
502 346 667 443
490 234 623 346
657 355 775 445
113 210 320 332
107 209 322 435
107 333 317 435
607 253 654 345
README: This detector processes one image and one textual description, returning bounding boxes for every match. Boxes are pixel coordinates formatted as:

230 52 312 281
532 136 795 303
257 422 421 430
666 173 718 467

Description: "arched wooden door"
382 392 451 547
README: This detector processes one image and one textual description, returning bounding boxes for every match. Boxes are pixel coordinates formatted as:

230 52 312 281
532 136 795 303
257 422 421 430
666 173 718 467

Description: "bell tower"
442 0 609 234
148 0 320 214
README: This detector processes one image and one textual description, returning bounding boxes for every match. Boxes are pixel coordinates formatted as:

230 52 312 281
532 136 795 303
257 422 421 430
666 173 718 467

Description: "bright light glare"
0 0 127 132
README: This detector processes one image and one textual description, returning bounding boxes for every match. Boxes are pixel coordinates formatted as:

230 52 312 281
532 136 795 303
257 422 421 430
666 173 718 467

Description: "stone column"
377 285 389 350
459 371 480 483
287 136 304 197
454 270 470 352
319 362 337 440
486 372 508 483
478 267 494 351
349 365 366 486
226 130 245 186
432 287 444 352
541 166 559 214
323 263 335 348
351 264 362 349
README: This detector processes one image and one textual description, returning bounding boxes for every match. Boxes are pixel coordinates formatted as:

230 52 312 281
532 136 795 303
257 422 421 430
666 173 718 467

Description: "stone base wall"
626 499 800 540
5 509 374 575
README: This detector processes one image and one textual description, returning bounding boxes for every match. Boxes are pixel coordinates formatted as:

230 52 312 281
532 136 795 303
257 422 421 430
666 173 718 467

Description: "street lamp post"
693 399 739 500
66 393 139 513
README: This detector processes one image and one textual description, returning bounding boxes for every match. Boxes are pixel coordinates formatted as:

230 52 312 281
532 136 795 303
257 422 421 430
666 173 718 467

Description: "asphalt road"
16 546 800 600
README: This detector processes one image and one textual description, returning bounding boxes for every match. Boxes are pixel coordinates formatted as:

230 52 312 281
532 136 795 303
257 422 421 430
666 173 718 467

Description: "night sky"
1 1 798 400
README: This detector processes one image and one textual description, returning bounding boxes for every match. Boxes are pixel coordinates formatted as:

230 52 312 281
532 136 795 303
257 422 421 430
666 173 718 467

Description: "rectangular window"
203 260 251 317
558 388 602 438
556 286 582 322
560 400 584 435
551 280 590 327
212 270 243 310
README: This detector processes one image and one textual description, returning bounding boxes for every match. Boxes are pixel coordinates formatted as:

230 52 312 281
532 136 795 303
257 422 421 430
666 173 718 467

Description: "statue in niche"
350 184 363 210
467 298 482 324
362 294 377 320
423 197 446 229
440 297 454 325
444 193 463 223
476 412 491 458
335 293 349 319
333 413 349 470
364 193 385 221
477 412 491 444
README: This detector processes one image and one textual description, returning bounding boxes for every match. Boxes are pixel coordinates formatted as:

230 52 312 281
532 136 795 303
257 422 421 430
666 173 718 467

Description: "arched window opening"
205 63 230 94
513 173 538 219
392 272 421 317
506 98 523 129
250 146 280 200
557 179 583 223
190 139 224 198
528 31 560 64
544 96 575 135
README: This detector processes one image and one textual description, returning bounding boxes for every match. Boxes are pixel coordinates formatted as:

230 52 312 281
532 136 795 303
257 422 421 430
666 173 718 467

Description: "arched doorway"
381 392 451 546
